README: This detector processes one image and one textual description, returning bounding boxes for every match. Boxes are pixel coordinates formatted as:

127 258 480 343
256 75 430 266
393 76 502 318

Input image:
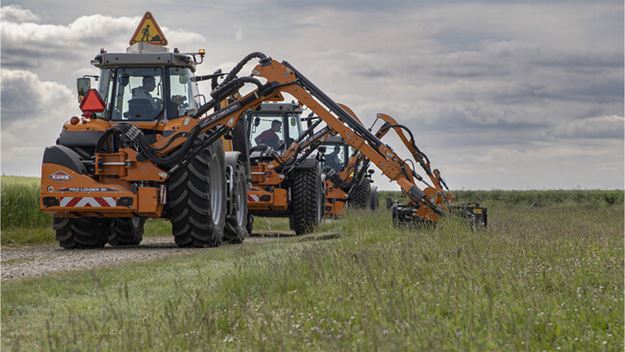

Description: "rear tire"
54 217 110 249
108 217 145 246
289 163 323 235
167 138 227 247
349 179 371 209
224 160 248 243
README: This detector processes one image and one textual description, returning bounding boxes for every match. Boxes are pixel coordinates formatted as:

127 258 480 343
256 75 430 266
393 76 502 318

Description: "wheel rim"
209 154 225 224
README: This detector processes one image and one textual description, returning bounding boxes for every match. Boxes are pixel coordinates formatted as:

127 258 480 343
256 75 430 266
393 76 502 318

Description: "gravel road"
1 236 276 281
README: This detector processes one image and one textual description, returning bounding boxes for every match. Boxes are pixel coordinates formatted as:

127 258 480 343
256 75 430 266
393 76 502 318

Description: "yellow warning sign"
129 12 168 46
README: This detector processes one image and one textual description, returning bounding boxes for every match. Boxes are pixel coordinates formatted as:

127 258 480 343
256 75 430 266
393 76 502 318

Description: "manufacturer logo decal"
49 170 71 183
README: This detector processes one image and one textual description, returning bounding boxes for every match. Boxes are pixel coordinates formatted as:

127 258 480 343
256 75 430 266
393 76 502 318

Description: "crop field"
1 176 623 351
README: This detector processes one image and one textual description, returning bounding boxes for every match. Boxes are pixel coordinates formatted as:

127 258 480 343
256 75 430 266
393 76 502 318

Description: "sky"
1 0 623 190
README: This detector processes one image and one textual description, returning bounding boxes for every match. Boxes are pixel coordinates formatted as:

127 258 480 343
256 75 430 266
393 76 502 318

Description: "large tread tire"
289 163 323 235
54 217 110 249
246 214 254 236
108 217 145 246
349 179 371 209
232 119 251 174
167 138 227 247
224 160 248 243
370 187 379 210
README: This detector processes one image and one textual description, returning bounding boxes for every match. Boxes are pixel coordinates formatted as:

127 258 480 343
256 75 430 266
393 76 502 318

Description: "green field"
1 176 623 350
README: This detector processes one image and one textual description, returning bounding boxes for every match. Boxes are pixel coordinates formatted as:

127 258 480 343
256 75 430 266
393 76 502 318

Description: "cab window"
249 114 285 150
109 67 164 121
168 67 199 118
322 144 348 172
286 114 302 144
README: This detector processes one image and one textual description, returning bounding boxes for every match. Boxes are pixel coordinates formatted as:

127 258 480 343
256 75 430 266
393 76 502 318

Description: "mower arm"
141 55 446 219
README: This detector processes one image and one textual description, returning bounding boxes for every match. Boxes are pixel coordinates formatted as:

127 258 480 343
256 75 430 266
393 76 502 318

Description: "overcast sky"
1 0 623 190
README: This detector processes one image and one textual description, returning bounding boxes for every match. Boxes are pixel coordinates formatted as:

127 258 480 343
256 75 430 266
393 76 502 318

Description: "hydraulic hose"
210 76 264 100
97 123 203 167
211 52 268 98
211 69 222 90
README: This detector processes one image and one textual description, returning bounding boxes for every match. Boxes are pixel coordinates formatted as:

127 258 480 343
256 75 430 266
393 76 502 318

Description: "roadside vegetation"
0 176 293 245
2 177 623 351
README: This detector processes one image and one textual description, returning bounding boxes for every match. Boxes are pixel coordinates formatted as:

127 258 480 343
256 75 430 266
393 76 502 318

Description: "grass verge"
2 203 623 351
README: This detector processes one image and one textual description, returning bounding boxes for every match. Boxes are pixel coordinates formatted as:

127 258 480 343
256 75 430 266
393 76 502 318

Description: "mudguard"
42 145 86 174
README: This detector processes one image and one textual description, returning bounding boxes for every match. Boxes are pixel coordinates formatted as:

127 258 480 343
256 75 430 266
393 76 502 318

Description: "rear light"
42 197 59 207
259 195 271 202
70 116 80 125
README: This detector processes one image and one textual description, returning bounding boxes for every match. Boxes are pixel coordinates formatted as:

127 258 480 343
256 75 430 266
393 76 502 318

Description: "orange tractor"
241 101 325 235
39 14 484 249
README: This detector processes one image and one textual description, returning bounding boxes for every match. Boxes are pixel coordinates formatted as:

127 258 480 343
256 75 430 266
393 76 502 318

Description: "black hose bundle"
193 52 270 118
96 123 203 168
211 69 222 90
210 52 268 99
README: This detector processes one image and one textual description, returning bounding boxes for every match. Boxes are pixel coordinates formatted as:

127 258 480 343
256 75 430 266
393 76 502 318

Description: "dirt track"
1 236 276 281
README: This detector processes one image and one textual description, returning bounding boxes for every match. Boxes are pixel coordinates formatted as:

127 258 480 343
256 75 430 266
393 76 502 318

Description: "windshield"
168 67 200 118
249 114 284 150
99 67 200 121
248 113 302 151
107 67 164 121
321 144 348 172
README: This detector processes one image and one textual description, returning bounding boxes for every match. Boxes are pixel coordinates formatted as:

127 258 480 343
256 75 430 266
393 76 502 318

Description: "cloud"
1 69 76 125
0 8 206 70
0 5 40 23
551 115 625 140
0 3 622 189
1 69 76 175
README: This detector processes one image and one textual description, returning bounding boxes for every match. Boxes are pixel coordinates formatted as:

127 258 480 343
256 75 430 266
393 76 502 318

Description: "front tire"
224 160 248 243
349 179 371 209
289 163 323 235
54 217 110 249
167 138 227 247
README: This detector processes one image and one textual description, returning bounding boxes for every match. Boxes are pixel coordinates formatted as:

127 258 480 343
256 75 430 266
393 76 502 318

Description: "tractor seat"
126 98 156 119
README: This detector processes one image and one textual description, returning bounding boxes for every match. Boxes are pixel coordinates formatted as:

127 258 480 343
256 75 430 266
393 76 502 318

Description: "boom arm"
104 53 446 219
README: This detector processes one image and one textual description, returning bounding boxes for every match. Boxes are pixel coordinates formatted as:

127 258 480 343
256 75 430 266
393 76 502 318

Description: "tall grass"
1 176 51 229
2 202 622 351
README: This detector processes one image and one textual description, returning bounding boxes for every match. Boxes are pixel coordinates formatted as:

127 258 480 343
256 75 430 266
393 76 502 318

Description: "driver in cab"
131 76 161 112
255 120 282 150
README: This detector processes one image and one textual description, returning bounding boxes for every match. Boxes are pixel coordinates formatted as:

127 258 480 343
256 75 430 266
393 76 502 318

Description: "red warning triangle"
129 12 168 46
79 89 106 113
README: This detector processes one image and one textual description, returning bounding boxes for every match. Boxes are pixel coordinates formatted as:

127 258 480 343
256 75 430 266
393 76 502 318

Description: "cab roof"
256 102 303 114
90 44 196 71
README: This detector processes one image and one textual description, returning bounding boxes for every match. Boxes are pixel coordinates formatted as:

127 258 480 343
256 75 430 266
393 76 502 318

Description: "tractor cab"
319 136 352 173
245 102 303 153
84 44 203 121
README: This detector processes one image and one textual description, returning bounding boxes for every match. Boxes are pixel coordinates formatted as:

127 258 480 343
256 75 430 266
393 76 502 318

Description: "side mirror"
76 77 91 103
318 146 327 154
254 116 260 127
368 169 375 175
